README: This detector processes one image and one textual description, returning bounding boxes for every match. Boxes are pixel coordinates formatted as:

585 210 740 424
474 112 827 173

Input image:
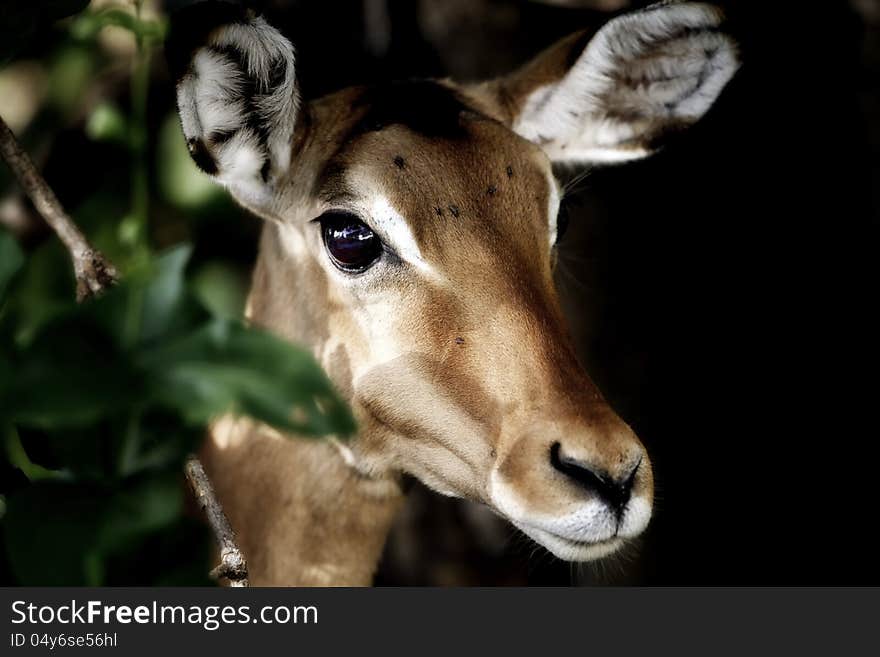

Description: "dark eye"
555 202 571 245
319 211 383 273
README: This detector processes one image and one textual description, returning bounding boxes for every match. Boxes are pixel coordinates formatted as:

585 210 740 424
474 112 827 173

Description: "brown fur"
172 0 746 583
201 74 653 584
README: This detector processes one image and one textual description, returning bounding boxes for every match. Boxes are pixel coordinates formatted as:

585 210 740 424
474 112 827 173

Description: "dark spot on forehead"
348 80 479 141
393 155 406 169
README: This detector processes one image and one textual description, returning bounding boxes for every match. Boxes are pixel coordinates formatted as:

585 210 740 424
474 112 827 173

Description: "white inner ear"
187 50 272 208
175 15 299 214
513 2 740 164
213 19 300 178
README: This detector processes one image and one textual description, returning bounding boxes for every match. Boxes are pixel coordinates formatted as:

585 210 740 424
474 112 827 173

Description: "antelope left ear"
492 2 741 164
166 2 300 216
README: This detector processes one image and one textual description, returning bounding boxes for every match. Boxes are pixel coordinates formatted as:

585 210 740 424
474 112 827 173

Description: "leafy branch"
0 111 258 585
1 0 355 587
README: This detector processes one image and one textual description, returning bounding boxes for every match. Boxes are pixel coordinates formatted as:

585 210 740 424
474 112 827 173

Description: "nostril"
549 442 640 516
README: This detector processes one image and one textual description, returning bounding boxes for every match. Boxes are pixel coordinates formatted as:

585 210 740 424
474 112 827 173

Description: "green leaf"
4 426 62 482
157 113 221 209
77 8 167 42
3 241 353 468
85 101 129 144
1 425 45 490
81 245 204 349
47 44 96 116
5 311 139 428
138 246 194 342
4 482 101 585
1 247 198 428
140 319 357 437
2 239 80 346
13 409 199 481
96 474 183 555
0 231 24 301
191 261 248 319
113 410 203 478
3 474 182 585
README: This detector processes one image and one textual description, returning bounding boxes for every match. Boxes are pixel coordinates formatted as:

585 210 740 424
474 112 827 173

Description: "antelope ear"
166 2 299 215
495 2 740 164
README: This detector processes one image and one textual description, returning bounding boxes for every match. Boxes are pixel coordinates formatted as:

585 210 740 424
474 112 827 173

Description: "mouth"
512 522 625 562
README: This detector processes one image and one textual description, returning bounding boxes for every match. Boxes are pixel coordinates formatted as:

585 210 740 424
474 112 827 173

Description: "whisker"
561 166 595 198
556 255 595 296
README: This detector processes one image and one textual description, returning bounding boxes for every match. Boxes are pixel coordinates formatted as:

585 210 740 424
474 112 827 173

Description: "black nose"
550 442 640 516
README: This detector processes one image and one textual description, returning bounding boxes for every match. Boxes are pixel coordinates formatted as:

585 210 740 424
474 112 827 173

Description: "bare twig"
185 456 249 586
0 114 118 301
0 110 248 587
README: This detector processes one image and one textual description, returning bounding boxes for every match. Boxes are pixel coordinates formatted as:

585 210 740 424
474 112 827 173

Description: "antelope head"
169 1 739 563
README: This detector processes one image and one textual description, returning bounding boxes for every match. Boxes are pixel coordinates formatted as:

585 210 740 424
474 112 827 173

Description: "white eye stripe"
368 196 435 275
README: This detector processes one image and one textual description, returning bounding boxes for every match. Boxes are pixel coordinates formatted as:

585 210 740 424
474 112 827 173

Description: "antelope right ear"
166 2 300 217
491 1 741 164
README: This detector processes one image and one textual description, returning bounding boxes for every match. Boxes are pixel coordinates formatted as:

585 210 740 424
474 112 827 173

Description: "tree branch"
1 110 249 587
0 114 118 301
185 456 249 587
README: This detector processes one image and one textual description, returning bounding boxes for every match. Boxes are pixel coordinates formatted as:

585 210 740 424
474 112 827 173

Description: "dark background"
2 0 878 585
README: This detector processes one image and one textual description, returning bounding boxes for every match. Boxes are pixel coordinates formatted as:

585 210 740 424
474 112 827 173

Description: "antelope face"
298 95 654 560
170 1 739 562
